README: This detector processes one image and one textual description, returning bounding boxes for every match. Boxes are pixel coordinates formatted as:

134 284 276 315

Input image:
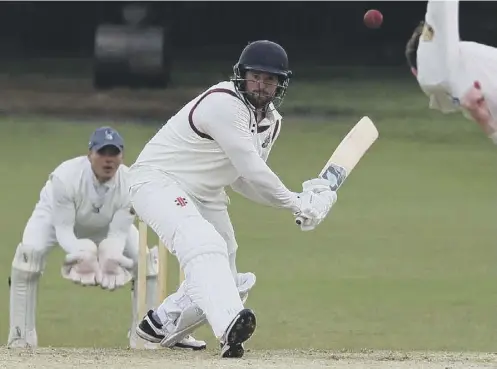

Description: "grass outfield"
0 74 495 353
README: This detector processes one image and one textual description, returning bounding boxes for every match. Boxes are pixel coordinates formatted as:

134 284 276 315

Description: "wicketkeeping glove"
61 239 100 286
97 238 134 291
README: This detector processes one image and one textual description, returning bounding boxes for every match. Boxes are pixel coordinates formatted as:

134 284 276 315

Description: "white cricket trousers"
8 207 140 347
129 169 244 339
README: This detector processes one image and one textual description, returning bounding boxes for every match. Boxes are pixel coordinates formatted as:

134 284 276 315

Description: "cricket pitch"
1 348 496 369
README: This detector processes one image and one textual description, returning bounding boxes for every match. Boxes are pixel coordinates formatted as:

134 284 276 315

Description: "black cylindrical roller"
93 24 171 89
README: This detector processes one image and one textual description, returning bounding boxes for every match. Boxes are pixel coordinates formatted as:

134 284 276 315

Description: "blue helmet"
232 40 292 110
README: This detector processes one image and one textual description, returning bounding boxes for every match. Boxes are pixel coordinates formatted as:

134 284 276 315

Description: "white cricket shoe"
136 309 206 350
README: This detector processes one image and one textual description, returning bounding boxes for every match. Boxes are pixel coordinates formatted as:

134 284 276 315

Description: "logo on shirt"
261 134 271 148
421 23 434 42
175 197 188 207
92 204 102 213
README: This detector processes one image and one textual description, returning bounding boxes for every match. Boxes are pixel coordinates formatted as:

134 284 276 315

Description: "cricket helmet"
232 40 292 110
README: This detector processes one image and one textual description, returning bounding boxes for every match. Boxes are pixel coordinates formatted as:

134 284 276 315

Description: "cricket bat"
295 116 379 225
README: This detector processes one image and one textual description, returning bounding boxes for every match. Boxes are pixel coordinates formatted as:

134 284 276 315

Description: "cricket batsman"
406 0 497 144
128 40 337 358
7 126 205 350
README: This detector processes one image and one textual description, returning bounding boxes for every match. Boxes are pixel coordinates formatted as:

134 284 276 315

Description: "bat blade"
295 116 379 225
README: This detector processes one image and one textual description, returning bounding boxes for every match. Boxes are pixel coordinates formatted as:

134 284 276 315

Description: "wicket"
136 219 184 349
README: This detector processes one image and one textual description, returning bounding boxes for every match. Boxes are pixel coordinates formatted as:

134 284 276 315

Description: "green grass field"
0 71 496 355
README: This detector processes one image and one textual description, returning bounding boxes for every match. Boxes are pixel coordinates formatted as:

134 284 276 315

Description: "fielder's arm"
469 114 497 145
194 92 299 211
105 204 135 254
51 175 79 254
461 82 497 143
417 0 464 103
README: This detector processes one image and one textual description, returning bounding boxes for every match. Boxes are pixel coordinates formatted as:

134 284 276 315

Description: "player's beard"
247 90 273 110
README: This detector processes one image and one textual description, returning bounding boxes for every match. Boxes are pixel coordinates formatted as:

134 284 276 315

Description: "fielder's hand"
97 238 134 291
61 239 100 286
461 81 492 126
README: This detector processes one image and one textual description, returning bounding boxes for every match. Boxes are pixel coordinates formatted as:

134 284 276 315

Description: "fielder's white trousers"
8 207 140 347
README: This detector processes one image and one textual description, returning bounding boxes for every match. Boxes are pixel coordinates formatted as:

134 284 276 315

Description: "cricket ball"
364 9 383 29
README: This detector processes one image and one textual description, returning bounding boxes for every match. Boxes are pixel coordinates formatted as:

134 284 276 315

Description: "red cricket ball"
364 9 383 29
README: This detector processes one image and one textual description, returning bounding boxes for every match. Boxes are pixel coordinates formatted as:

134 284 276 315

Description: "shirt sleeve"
417 0 463 98
106 204 135 248
230 177 274 207
50 175 79 254
194 92 299 211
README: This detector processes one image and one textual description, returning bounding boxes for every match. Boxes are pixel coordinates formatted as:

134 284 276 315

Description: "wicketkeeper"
7 126 205 350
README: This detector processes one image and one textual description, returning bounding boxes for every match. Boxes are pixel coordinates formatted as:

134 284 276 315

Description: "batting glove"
294 187 337 231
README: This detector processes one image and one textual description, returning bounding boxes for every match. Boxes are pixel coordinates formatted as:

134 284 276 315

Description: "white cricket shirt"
417 0 497 119
33 156 134 253
130 81 299 210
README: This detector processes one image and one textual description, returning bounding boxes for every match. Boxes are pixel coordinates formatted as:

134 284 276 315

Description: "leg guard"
177 218 244 338
160 272 256 348
8 244 47 348
145 245 159 311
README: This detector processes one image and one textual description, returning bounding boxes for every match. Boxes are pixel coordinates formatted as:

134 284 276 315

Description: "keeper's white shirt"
33 156 134 253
